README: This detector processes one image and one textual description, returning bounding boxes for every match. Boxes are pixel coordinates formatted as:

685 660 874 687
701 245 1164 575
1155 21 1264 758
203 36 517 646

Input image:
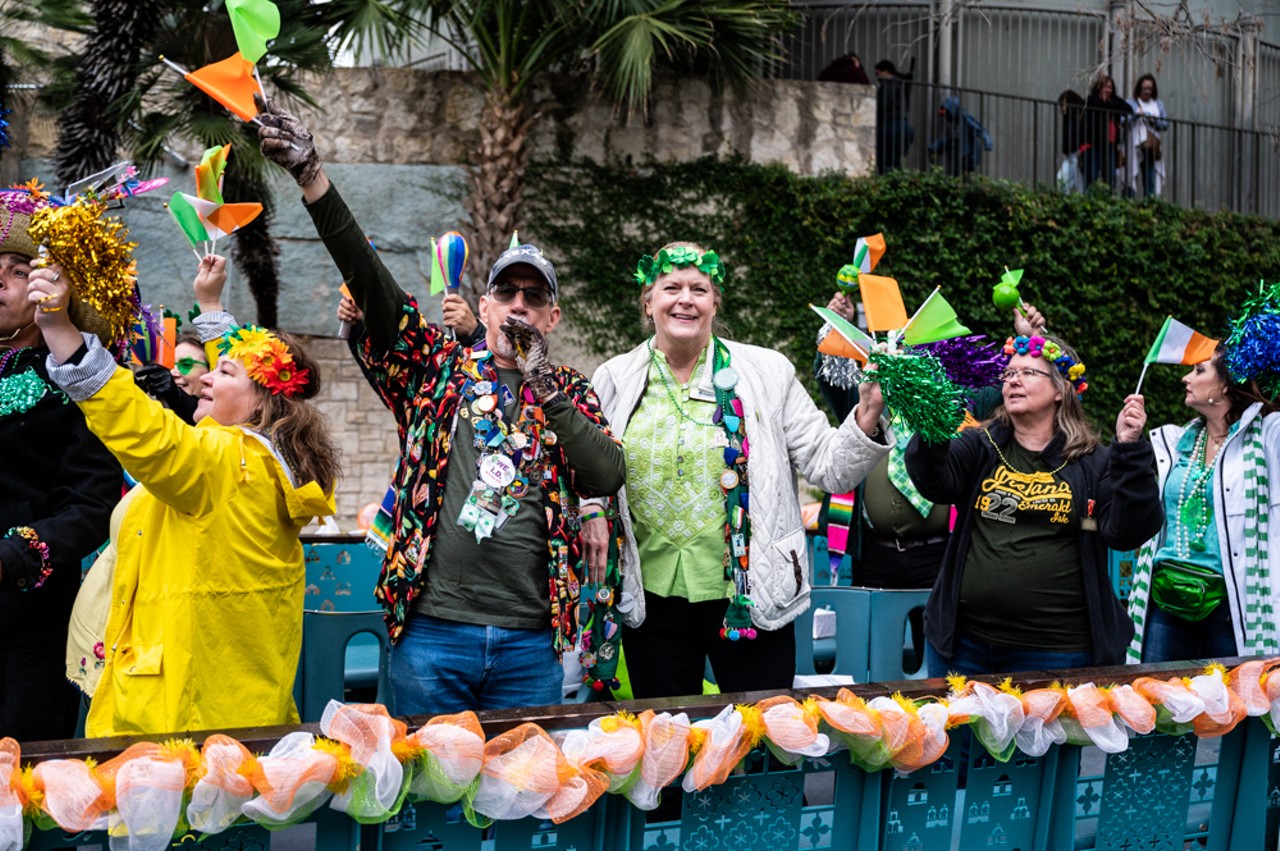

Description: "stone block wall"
299 335 400 529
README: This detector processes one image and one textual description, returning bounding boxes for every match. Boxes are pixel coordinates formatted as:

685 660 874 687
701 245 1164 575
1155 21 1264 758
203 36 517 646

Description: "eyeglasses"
175 356 209 376
489 283 553 309
1000 368 1055 383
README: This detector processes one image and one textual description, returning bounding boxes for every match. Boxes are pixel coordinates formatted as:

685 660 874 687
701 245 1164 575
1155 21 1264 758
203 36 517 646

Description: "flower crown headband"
1004 335 1088 397
218 325 310 398
634 246 726 290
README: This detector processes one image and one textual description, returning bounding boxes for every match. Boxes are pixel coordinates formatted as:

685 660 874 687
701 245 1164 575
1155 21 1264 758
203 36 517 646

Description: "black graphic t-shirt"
959 439 1091 652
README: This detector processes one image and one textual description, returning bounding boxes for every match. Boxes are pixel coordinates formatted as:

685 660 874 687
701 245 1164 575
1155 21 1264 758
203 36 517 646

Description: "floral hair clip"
1004 335 1088 397
634 246 726 290
218 325 309 398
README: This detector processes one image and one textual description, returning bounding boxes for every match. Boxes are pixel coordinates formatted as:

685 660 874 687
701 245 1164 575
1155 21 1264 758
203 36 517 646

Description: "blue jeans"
926 631 1093 678
1141 602 1236 663
388 613 563 717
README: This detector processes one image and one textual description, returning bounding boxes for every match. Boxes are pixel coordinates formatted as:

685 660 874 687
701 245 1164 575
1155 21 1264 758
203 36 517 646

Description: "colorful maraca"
837 233 886 292
437 231 469 292
993 267 1024 311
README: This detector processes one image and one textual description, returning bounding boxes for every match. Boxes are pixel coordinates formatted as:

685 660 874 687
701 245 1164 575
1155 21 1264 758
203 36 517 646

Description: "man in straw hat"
0 186 118 740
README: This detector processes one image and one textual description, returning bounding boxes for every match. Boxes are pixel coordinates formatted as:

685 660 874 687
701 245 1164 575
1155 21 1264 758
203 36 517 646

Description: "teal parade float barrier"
13 656 1279 851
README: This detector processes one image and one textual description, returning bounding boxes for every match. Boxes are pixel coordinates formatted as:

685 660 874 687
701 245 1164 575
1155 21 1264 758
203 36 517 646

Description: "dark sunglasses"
489 283 553 309
175 356 209 376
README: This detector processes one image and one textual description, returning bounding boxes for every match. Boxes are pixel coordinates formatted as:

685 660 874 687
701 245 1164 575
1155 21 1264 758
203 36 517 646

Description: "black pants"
1 640 80 741
624 591 796 699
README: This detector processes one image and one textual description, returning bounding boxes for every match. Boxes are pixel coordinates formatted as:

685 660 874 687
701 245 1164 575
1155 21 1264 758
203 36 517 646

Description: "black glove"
135 363 179 401
134 364 199 425
255 94 323 187
501 317 559 403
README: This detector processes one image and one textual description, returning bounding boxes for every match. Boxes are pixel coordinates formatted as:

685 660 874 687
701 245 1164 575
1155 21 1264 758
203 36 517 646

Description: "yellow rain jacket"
80 369 335 738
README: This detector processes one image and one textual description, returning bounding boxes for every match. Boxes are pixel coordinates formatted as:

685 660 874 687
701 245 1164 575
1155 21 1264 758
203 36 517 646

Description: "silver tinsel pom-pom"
815 323 864 389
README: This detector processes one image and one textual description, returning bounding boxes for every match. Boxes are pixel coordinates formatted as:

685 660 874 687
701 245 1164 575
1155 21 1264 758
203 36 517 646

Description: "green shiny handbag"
1150 560 1227 622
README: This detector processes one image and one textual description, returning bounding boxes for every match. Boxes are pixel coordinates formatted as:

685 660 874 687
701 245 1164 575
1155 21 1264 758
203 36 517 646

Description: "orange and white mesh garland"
0 740 20 851
2 659 1279 846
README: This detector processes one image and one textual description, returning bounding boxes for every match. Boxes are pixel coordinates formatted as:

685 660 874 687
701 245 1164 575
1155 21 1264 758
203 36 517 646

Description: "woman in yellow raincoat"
29 260 339 737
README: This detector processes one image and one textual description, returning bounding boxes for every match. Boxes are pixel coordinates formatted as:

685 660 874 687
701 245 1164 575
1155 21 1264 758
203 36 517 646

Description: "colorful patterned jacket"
306 184 622 653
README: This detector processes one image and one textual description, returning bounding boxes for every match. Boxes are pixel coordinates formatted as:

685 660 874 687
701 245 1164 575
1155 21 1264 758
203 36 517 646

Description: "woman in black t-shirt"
905 335 1162 676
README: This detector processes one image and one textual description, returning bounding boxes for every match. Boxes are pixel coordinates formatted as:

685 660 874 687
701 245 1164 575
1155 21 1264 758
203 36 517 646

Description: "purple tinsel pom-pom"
912 335 1009 389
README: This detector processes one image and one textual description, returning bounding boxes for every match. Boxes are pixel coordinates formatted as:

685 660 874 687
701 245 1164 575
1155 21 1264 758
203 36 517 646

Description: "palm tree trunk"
52 0 159 187
467 89 537 289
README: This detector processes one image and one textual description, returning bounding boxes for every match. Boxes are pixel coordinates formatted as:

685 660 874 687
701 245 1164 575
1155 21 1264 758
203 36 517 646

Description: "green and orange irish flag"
1145 316 1218 365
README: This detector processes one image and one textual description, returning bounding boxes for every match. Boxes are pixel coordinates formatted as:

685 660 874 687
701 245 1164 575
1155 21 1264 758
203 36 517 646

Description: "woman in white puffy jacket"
581 243 889 699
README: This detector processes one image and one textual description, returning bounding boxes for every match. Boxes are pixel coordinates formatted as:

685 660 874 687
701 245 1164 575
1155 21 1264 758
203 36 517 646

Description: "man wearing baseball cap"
0 187 118 739
257 99 626 717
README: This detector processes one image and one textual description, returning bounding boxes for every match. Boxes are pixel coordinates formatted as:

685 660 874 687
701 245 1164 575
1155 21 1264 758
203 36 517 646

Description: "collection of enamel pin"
455 349 555 542
710 355 758 641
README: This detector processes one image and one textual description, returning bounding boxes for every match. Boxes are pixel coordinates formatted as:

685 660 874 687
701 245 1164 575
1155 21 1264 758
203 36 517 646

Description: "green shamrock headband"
634 246 727 291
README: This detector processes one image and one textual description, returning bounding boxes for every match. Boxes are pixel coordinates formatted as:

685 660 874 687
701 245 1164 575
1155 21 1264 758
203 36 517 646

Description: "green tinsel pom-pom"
866 349 966 443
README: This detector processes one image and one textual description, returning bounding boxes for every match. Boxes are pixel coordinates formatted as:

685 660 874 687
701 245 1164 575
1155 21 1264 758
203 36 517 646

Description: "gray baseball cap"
487 243 559 300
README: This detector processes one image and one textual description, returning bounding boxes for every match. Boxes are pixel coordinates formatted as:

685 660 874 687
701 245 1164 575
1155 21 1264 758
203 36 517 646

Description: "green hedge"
528 160 1280 430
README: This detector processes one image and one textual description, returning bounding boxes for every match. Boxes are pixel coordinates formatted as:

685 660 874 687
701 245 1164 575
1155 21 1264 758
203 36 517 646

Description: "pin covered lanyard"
709 339 757 641
455 349 552 542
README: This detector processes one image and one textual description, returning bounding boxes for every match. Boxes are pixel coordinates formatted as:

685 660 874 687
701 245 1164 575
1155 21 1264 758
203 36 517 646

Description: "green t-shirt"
415 367 620 629
959 438 1091 652
862 454 951 539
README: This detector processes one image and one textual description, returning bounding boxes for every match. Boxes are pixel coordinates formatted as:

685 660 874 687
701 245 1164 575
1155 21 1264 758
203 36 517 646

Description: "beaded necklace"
647 341 717 429
985 428 1069 476
1173 423 1223 557
649 337 756 640
453 349 551 542
0 347 49 418
0 346 28 375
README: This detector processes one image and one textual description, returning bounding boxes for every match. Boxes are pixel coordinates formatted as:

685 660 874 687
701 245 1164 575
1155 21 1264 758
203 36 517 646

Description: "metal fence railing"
1260 40 1280 130
771 2 1275 130
860 80 1280 219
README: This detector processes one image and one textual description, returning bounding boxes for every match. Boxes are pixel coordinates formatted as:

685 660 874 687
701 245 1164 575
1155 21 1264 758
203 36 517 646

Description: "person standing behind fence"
257 96 627 716
0 189 118 742
928 96 992 176
874 60 915 174
1125 74 1169 199
29 257 340 737
1056 90 1087 193
818 52 871 85
1083 75 1133 189
1127 345 1280 664
905 335 1162 676
581 245 890 699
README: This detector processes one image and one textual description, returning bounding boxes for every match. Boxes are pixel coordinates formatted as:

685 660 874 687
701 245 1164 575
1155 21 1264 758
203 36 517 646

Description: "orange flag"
206 202 263 237
818 333 867 363
184 53 259 122
858 274 909 333
159 316 177 369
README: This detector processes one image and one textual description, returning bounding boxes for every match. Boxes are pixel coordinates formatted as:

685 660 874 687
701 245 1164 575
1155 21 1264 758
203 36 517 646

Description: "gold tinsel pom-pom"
27 199 139 347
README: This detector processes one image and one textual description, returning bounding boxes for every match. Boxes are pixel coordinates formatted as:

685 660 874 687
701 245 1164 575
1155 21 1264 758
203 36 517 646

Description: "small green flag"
902 288 971 346
168 193 211 249
429 237 445 295
508 230 519 250
226 0 281 64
